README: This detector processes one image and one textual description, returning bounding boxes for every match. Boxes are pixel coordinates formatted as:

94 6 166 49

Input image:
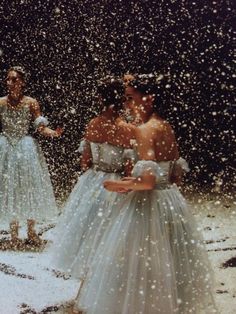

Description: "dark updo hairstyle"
128 73 170 118
97 76 124 112
8 66 27 82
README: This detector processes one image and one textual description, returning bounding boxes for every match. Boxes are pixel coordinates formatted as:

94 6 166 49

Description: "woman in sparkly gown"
0 66 62 243
48 77 135 280
73 74 217 314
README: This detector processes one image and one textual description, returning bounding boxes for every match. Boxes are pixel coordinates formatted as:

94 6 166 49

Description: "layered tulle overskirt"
0 135 58 223
77 186 217 314
48 168 124 279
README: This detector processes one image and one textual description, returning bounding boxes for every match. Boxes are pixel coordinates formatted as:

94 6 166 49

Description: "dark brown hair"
128 73 170 117
8 66 27 82
97 76 124 111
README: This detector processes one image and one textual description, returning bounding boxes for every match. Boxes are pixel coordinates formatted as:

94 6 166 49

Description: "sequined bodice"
90 142 125 172
0 104 31 145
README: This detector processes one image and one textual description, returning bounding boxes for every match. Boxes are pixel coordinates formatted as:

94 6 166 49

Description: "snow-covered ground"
0 193 235 314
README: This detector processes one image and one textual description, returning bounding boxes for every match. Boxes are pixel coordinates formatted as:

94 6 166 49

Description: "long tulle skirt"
77 186 217 314
48 168 124 279
0 135 58 223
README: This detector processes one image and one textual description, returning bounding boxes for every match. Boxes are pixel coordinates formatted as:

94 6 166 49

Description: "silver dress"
77 160 217 314
0 103 58 223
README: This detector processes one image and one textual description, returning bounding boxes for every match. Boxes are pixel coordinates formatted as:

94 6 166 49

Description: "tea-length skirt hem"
0 135 58 224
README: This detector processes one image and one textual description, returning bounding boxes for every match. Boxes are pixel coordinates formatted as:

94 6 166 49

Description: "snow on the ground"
190 195 236 314
0 193 235 314
0 250 78 314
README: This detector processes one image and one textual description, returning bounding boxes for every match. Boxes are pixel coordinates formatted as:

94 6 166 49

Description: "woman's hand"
53 127 63 137
103 180 130 193
104 173 156 192
121 177 136 182
38 126 63 138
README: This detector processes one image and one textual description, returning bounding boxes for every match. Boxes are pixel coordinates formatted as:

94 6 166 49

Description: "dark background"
0 0 235 200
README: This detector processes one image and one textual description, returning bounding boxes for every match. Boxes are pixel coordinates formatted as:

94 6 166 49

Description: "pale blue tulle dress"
0 102 58 223
48 141 129 279
76 159 217 314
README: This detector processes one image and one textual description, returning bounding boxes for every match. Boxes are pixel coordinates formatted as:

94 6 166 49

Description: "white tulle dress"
76 160 217 314
0 102 58 223
48 141 128 279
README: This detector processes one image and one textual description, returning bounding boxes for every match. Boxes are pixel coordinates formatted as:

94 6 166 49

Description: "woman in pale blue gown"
48 77 135 280
0 66 62 243
73 74 217 314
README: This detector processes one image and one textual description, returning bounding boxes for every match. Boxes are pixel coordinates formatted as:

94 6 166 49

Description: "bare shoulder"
24 96 39 106
0 96 7 106
87 116 103 130
115 118 135 147
152 118 174 135
116 118 135 134
85 116 103 140
24 96 40 111
136 117 168 138
153 118 179 159
152 117 169 129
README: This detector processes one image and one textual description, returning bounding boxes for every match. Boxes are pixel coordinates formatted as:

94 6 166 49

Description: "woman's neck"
8 93 24 105
134 110 157 125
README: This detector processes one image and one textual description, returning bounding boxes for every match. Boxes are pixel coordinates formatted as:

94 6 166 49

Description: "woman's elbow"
146 182 156 190
142 178 156 190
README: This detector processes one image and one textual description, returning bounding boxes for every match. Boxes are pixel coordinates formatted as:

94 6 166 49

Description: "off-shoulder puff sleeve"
132 160 165 178
78 139 90 154
33 116 49 129
175 157 190 172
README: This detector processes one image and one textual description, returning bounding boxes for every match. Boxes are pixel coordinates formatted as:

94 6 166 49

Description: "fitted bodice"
90 142 125 172
79 140 126 172
0 104 31 145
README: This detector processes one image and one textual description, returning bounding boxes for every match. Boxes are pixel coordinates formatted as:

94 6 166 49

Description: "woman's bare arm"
29 100 63 138
104 170 156 192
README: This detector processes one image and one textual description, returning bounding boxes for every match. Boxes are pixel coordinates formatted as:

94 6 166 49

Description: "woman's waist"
0 132 33 146
2 129 29 138
92 162 124 174
154 182 173 190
